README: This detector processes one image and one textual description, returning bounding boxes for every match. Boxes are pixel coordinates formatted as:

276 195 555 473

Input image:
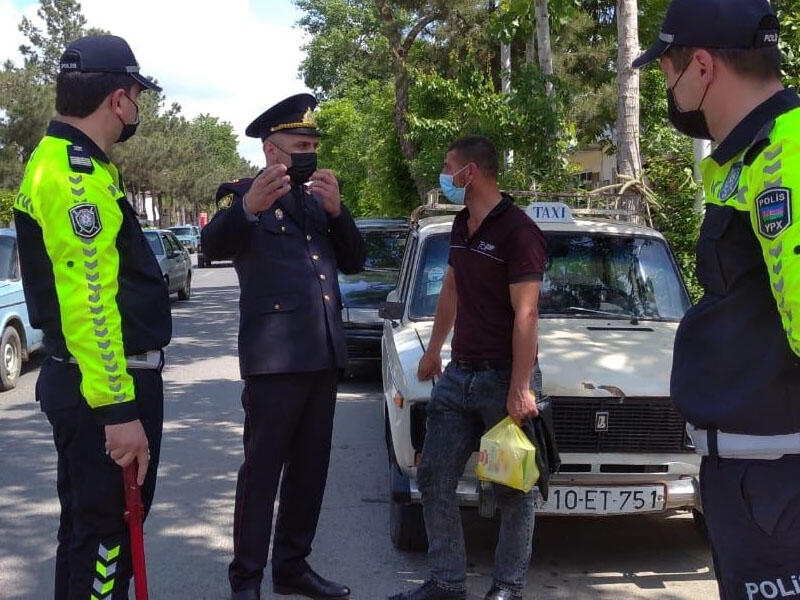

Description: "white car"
380 198 702 550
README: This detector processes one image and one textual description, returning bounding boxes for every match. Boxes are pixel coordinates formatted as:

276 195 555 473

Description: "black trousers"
229 368 339 592
41 360 163 600
701 453 800 600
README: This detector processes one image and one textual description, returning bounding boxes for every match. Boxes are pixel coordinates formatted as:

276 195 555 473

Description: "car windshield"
408 231 690 321
170 227 192 236
144 231 164 256
362 229 407 271
0 236 17 280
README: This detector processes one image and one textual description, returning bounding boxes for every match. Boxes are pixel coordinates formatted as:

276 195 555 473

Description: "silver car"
143 229 192 301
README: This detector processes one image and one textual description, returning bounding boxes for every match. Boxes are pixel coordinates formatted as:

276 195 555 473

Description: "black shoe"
273 568 350 599
388 580 467 600
484 585 522 600
230 589 260 600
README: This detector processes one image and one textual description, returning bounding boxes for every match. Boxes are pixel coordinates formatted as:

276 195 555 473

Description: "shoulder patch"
215 177 254 207
67 145 94 174
69 203 102 239
756 187 792 239
718 162 742 201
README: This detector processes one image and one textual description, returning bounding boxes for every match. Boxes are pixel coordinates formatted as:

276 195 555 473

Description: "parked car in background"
168 224 200 253
0 229 43 390
380 196 700 551
339 218 408 373
143 229 192 301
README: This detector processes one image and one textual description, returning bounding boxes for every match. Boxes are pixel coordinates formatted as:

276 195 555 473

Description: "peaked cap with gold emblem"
245 93 319 140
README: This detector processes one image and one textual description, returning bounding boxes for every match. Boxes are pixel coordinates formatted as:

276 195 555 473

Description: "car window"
409 233 450 319
165 233 182 254
143 231 164 256
362 229 407 270
541 233 690 320
407 231 691 321
169 227 192 236
397 232 419 304
0 236 19 281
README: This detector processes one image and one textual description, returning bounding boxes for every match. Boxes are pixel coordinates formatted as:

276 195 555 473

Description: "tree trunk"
376 1 441 201
534 0 554 97
615 0 642 181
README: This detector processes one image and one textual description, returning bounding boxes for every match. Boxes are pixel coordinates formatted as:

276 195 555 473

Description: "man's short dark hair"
666 45 781 81
55 72 136 117
447 135 499 180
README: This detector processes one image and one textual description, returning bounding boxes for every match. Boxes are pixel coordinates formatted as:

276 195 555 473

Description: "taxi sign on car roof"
525 202 574 223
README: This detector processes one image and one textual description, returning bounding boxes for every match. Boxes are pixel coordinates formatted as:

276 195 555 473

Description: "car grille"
409 396 690 454
551 396 690 453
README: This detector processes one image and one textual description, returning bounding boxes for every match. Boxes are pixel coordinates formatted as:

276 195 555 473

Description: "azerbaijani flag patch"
756 187 792 239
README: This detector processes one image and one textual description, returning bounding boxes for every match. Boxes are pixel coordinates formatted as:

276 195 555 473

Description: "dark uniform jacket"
201 179 365 377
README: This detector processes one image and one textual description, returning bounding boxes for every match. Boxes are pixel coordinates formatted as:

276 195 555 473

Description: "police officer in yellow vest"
201 94 365 600
634 1 800 597
14 35 170 599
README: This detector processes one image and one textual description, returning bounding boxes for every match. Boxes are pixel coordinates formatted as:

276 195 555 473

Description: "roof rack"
412 188 652 228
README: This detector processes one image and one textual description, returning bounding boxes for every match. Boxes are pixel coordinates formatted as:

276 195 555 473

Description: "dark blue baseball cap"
246 93 319 140
633 0 779 68
59 35 161 92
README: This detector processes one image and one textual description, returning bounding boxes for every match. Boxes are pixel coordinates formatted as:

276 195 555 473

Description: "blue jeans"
417 363 539 594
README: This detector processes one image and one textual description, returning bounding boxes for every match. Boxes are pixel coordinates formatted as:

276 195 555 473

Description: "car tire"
385 413 428 551
691 508 708 540
178 272 191 301
0 326 22 391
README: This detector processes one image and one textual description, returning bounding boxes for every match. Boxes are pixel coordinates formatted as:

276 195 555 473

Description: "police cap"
245 93 319 140
59 35 161 92
633 0 779 68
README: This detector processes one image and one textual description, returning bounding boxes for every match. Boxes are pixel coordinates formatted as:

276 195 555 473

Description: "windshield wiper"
562 306 640 325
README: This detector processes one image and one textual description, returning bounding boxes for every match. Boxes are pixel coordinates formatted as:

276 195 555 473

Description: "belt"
688 424 800 459
52 349 164 371
451 358 511 371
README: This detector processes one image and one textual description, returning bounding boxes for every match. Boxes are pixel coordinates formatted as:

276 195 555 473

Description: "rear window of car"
144 231 164 256
362 229 407 270
170 227 192 236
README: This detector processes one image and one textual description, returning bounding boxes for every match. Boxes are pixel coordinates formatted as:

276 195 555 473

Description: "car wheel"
178 272 191 301
692 508 708 540
0 326 22 391
389 462 428 552
386 412 427 551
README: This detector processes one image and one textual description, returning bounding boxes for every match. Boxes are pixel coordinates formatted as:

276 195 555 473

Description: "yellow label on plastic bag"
476 416 539 492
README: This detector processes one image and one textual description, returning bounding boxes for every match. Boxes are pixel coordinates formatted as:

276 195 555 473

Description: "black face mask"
117 121 139 143
666 66 713 141
287 152 317 186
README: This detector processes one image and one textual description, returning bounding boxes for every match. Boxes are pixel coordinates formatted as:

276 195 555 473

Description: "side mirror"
378 301 404 321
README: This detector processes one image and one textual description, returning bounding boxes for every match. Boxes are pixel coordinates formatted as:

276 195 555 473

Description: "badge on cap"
756 187 792 239
69 203 102 239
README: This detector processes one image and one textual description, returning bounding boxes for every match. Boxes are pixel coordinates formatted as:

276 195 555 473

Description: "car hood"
389 318 678 401
339 270 398 309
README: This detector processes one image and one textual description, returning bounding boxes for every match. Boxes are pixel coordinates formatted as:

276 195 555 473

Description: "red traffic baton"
123 462 149 600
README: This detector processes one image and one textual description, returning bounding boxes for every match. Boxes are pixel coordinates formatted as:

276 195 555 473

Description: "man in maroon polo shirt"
389 136 546 600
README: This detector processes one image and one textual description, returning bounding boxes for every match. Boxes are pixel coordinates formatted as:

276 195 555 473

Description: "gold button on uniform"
306 235 312 241
319 274 326 280
312 254 319 260
274 303 281 310
281 226 286 232
324 295 330 301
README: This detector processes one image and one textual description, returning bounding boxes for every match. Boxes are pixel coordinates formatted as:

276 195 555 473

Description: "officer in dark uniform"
201 93 365 600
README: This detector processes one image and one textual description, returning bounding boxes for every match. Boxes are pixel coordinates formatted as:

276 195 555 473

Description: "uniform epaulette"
215 178 254 209
67 144 94 174
744 120 775 166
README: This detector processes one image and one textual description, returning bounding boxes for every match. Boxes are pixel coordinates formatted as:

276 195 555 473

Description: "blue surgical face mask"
439 164 469 204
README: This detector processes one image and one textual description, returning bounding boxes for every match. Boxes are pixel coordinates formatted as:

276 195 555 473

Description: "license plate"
537 485 666 515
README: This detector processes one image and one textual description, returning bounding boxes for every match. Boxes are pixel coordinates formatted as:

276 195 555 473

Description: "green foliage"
0 189 16 226
776 0 800 89
639 66 702 301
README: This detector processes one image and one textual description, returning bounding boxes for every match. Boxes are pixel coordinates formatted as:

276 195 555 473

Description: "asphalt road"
0 259 719 599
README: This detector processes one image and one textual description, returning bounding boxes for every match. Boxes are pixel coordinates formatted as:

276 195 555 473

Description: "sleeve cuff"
92 400 139 426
